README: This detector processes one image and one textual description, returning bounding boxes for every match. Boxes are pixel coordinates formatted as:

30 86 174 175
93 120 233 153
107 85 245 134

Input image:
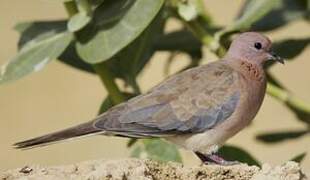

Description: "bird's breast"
217 72 266 136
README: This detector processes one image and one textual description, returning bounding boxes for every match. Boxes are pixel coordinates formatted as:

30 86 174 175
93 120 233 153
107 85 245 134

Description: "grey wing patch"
94 91 240 137
177 92 240 132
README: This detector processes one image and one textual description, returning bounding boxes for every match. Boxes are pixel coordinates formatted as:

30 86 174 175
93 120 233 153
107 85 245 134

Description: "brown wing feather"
94 61 240 136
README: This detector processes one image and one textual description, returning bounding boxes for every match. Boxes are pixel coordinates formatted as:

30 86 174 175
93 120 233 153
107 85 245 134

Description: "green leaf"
58 42 95 73
265 37 310 70
290 152 307 163
287 104 310 125
76 0 164 63
13 21 91 75
131 139 182 163
59 12 165 87
0 32 73 84
215 0 279 41
154 30 202 75
236 0 280 29
251 0 309 31
14 20 67 49
273 38 310 59
154 30 202 57
218 145 260 166
68 13 92 32
256 130 309 143
98 96 114 114
98 92 136 114
105 10 165 91
127 138 138 147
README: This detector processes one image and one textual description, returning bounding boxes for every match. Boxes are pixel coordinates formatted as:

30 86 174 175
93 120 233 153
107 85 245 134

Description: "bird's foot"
195 152 240 166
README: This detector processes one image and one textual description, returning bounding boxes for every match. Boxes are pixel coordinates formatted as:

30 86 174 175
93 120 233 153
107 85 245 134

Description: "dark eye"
254 42 262 50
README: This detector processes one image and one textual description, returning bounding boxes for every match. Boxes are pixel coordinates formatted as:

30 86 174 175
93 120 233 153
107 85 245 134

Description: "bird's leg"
195 152 239 166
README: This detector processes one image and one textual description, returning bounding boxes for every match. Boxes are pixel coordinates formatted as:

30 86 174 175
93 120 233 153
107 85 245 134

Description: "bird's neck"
224 58 265 82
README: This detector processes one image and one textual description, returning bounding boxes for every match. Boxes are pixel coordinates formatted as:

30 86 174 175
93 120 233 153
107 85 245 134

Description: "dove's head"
226 32 283 66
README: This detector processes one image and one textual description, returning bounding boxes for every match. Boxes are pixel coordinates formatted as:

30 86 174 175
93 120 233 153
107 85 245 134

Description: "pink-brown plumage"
14 32 283 165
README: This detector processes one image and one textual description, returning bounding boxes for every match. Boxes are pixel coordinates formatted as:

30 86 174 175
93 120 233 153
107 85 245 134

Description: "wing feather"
94 62 240 137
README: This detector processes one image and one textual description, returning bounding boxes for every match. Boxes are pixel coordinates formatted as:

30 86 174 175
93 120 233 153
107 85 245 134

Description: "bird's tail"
14 121 101 149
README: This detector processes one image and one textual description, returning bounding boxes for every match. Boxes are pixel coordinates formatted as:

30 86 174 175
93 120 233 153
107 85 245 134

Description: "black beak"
268 51 284 64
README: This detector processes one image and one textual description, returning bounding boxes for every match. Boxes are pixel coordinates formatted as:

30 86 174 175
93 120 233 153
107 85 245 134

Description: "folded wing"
94 62 240 137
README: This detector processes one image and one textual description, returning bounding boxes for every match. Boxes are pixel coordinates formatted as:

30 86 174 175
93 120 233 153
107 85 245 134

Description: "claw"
195 152 240 166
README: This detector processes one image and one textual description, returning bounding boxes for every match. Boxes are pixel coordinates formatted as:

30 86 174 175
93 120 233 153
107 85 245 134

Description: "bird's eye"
254 42 262 50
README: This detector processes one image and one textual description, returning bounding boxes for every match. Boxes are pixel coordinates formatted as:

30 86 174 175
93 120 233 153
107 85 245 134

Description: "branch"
93 62 126 104
267 83 310 115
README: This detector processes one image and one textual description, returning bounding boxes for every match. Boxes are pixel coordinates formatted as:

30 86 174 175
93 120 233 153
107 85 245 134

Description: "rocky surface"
0 159 307 180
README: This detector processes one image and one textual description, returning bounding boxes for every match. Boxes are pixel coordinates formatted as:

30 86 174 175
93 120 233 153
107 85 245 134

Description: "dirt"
0 159 307 180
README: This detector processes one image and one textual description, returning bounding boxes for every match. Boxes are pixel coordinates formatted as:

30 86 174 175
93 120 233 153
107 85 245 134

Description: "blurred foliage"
218 145 260 166
290 152 307 163
131 139 182 163
1 0 309 164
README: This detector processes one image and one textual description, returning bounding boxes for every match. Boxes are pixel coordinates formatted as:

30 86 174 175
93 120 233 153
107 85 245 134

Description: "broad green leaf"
288 104 310 125
215 0 279 41
14 20 67 49
252 0 309 31
273 38 310 59
0 32 73 84
131 139 182 163
256 130 309 143
235 0 280 29
58 11 164 84
154 30 202 75
105 10 165 91
68 13 92 32
76 0 164 63
154 30 202 57
59 42 95 73
13 21 91 75
265 37 310 69
218 145 260 166
290 152 307 163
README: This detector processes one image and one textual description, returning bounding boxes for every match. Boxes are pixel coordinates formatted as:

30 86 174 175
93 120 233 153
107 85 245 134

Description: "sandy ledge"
1 158 307 180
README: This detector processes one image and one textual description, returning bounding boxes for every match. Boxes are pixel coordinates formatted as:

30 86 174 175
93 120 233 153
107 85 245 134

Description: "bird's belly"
165 129 225 154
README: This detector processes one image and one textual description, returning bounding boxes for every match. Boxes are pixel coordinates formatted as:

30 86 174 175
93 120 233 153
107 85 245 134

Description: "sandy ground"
0 159 307 180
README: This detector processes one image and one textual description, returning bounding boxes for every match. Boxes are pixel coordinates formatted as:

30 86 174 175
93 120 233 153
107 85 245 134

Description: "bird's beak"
267 51 284 64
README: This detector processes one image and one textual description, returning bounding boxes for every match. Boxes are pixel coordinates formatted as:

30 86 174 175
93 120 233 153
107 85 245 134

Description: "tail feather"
14 121 101 149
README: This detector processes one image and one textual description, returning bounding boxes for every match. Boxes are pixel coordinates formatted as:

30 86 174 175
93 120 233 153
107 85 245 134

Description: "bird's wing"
94 62 241 137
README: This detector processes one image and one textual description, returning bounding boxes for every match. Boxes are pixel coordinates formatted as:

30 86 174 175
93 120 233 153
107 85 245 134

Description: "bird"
14 32 283 165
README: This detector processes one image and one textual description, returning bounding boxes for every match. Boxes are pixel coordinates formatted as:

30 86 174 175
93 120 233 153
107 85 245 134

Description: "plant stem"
93 62 126 104
183 19 226 57
267 83 289 102
76 0 92 14
194 0 212 24
64 1 79 17
267 83 310 113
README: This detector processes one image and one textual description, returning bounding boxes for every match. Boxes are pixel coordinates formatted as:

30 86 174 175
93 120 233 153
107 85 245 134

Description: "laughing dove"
14 32 283 165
